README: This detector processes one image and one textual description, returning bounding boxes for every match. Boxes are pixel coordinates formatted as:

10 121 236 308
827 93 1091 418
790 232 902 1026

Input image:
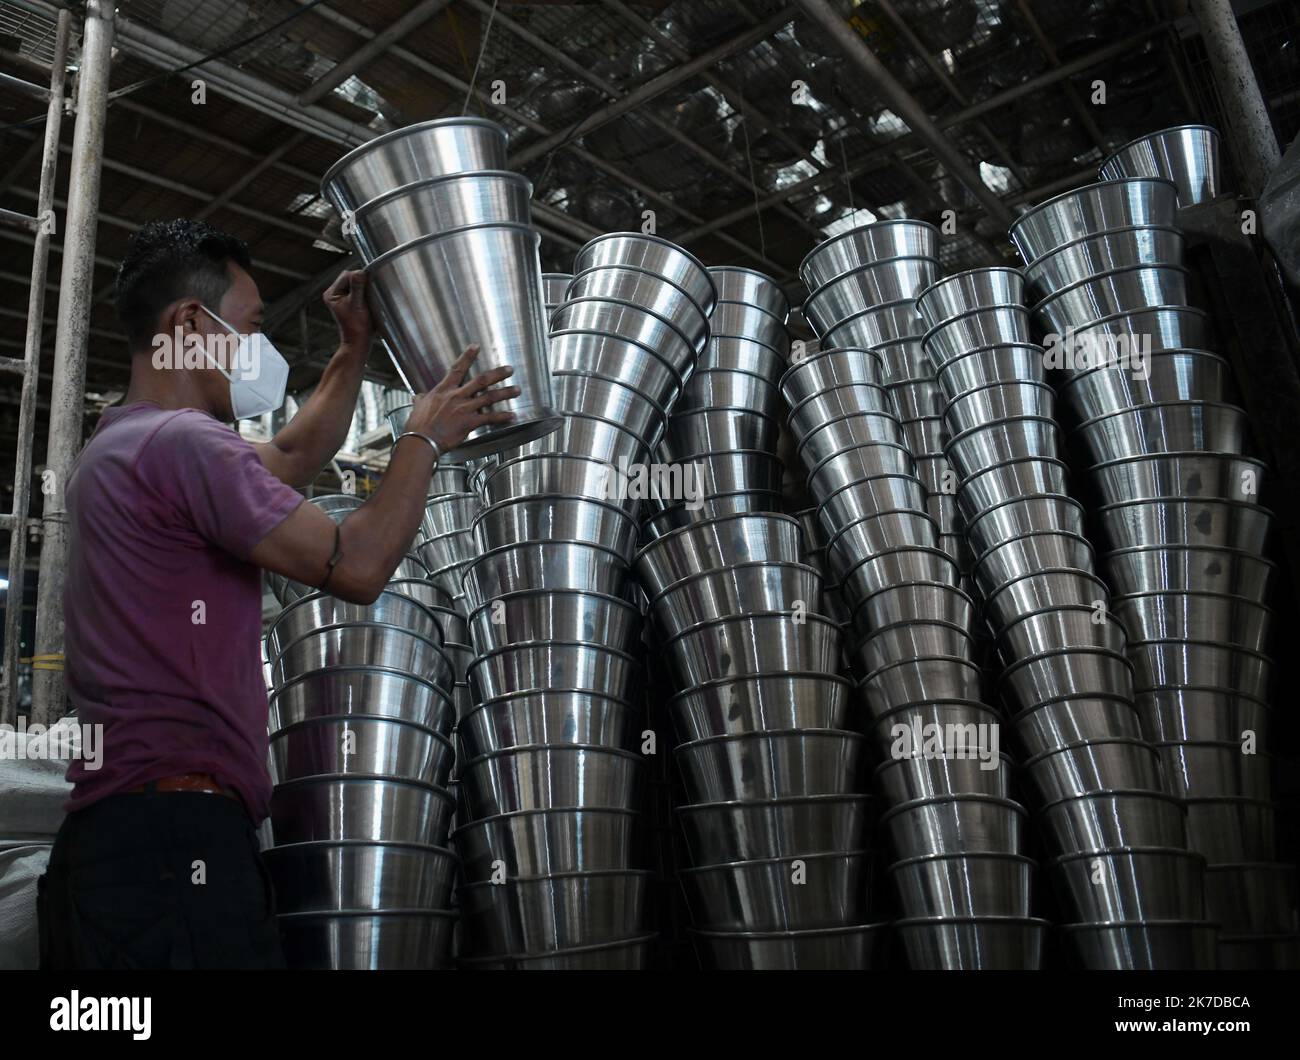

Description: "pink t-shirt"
63 402 303 821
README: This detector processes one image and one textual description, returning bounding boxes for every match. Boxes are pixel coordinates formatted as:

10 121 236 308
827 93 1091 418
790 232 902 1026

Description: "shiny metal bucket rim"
813 469 935 516
549 324 690 390
997 645 1136 687
466 586 641 624
934 340 1050 390
658 446 784 466
855 615 974 644
266 663 453 706
349 169 534 225
681 849 870 875
271 711 453 747
1023 222 1187 279
1104 542 1277 572
1008 176 1180 244
466 638 639 671
1068 302 1213 340
978 565 1106 610
647 558 823 610
267 836 458 858
889 851 1035 871
796 412 911 461
1084 448 1265 478
945 413 1060 453
551 367 673 422
1151 739 1272 759
1058 919 1220 933
1035 786 1185 814
1020 735 1155 769
798 218 941 281
822 297 924 339
872 749 1014 779
967 490 1085 528
669 403 780 426
919 302 1031 350
803 254 940 310
805 438 914 481
918 300 1027 335
1030 262 1193 314
456 931 659 966
677 793 873 815
319 114 508 197
271 772 454 802
552 293 702 358
362 219 539 276
641 490 785 524
267 589 441 646
869 697 1000 729
467 687 637 714
849 576 978 614
993 601 1132 640
1126 636 1273 665
713 297 789 329
785 379 891 423
662 609 840 646
464 534 630 570
1049 845 1209 870
916 264 1024 305
685 365 782 392
448 805 641 845
824 508 943 558
458 740 648 770
957 452 1071 483
1071 397 1242 434
503 407 654 449
674 726 866 755
470 493 637 531
837 543 960 588
778 345 884 394
1112 587 1277 618
690 922 888 941
1008 691 1138 728
894 914 1049 928
576 230 717 308
941 377 1056 416
277 907 459 923
878 792 1027 827
1097 495 1273 519
1099 124 1220 172
268 621 447 667
458 867 654 891
859 651 983 685
1181 795 1272 810
567 260 709 328
664 669 852 708
630 510 800 567
971 527 1095 570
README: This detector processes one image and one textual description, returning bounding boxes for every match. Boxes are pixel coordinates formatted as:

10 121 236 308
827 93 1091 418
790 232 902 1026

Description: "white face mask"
199 306 290 420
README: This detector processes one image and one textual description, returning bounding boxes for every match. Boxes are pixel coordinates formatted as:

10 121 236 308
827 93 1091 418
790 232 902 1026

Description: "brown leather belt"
124 772 239 801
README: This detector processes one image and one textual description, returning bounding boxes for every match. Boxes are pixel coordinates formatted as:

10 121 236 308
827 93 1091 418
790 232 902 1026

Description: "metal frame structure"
0 0 1295 723
0 6 68 725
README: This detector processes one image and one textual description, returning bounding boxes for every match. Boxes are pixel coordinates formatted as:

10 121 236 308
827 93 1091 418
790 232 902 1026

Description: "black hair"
114 219 253 347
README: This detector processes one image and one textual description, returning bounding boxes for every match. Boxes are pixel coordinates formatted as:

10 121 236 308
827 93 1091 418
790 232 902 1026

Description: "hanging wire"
738 94 768 264
839 127 860 224
462 0 502 115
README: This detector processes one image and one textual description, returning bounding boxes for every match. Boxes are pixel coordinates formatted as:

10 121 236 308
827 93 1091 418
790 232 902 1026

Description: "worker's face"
178 264 265 421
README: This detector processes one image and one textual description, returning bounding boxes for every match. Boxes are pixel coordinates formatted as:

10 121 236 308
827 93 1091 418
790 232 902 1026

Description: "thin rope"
738 101 768 263
463 0 502 115
839 130 859 222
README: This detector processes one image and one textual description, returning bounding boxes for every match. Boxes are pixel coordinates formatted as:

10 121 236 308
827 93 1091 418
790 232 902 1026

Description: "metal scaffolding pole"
0 9 71 726
31 0 115 725
1190 0 1283 197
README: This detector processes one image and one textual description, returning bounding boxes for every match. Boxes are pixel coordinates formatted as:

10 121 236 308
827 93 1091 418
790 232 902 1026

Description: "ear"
164 298 206 335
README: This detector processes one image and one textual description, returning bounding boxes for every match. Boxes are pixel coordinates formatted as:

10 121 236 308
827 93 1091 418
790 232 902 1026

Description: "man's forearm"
260 342 369 487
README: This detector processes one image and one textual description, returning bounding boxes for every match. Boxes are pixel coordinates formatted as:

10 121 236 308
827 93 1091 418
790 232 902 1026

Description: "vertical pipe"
31 0 115 725
1190 0 1283 197
1 9 70 726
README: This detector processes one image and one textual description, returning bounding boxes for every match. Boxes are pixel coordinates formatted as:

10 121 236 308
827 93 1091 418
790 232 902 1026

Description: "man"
37 218 517 969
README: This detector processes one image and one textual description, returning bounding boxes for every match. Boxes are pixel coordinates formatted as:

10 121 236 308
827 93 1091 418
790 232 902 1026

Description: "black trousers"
38 791 285 970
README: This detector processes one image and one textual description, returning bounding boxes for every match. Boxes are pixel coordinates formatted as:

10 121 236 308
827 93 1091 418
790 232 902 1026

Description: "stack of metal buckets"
450 233 721 969
1006 124 1294 969
789 225 1042 969
263 495 460 970
635 513 879 969
322 115 559 459
649 267 791 528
